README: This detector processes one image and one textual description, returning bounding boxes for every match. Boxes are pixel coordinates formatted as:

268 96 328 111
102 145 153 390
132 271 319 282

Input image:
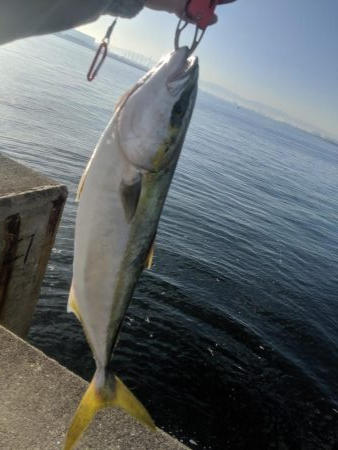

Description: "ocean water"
1 36 338 449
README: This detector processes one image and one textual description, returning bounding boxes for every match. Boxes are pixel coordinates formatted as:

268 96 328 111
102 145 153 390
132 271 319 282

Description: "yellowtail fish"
65 46 198 449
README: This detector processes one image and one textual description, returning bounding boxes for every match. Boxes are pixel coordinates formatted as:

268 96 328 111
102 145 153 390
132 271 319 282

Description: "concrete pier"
0 155 67 337
0 325 188 450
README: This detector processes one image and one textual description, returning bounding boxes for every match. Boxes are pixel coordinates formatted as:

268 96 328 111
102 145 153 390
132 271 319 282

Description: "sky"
78 0 338 139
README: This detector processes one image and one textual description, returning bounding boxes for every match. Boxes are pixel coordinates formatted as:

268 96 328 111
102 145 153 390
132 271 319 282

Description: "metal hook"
104 18 117 42
174 19 205 55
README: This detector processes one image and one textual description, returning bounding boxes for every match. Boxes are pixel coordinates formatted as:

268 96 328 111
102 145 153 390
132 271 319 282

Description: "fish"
64 46 198 450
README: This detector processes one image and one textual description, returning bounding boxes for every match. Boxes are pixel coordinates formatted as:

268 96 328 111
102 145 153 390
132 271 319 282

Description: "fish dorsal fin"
119 175 142 223
144 236 156 269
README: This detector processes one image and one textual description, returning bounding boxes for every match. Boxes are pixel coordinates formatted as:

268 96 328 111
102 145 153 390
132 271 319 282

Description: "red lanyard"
87 19 117 81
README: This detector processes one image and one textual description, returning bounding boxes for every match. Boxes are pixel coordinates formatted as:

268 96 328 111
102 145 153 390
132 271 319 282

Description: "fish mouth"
167 54 198 95
168 53 198 82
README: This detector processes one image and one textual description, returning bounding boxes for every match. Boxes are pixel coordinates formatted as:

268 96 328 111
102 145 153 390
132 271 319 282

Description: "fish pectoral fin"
64 374 155 450
119 174 142 223
144 236 156 270
67 284 82 323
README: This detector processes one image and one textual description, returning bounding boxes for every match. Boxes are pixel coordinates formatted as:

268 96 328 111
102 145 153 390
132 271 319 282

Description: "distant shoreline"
54 31 149 73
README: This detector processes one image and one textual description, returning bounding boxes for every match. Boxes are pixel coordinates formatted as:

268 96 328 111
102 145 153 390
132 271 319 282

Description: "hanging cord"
87 19 117 81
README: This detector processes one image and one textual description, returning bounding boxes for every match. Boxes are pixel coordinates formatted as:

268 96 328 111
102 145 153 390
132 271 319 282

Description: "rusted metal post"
0 155 67 337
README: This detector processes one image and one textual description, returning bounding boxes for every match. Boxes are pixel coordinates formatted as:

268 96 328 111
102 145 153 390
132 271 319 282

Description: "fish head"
116 47 198 172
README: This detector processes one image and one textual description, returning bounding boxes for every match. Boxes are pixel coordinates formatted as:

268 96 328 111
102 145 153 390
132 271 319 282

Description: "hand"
145 0 187 18
145 0 236 24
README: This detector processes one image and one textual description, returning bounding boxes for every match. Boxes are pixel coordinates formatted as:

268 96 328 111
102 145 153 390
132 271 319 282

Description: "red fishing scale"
87 0 232 80
175 0 234 53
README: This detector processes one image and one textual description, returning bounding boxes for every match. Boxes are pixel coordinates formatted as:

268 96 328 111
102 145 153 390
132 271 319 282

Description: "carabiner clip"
87 19 117 81
87 42 108 81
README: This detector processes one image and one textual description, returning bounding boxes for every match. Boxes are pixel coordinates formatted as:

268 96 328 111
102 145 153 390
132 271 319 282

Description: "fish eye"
174 102 183 116
171 97 189 127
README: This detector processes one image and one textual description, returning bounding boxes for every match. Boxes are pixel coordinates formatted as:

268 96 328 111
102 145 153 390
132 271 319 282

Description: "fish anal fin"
67 284 82 323
119 175 142 223
64 374 155 450
144 237 155 270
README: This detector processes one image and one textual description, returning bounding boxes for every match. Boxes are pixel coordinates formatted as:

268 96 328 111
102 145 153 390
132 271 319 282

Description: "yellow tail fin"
64 374 155 450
